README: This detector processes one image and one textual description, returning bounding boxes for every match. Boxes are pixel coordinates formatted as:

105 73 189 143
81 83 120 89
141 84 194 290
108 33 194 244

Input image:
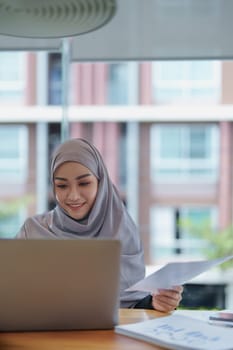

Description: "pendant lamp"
0 0 116 38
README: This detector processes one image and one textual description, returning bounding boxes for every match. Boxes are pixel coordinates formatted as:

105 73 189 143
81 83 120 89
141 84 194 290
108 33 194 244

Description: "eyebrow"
54 173 92 181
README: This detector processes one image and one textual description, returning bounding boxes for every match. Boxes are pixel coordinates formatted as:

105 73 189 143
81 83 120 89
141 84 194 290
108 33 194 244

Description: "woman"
16 138 183 310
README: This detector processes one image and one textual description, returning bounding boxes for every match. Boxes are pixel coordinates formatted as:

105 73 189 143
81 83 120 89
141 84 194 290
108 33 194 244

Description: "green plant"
179 218 233 270
0 198 24 219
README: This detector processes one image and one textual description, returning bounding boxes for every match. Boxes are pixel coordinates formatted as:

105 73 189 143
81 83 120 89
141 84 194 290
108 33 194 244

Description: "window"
0 211 24 238
0 52 26 103
0 125 28 182
107 63 130 104
48 53 62 105
119 123 127 191
150 124 219 183
152 61 221 104
150 206 217 262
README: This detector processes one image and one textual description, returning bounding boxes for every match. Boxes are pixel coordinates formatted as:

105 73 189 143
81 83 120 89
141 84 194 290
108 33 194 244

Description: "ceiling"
0 36 61 51
0 0 232 60
71 0 233 61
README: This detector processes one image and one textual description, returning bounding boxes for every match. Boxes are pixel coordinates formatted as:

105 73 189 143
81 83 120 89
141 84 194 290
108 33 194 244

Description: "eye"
55 184 67 189
79 181 91 187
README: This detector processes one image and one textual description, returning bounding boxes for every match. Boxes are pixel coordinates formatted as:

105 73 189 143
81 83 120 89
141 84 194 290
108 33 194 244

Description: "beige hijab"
16 138 148 307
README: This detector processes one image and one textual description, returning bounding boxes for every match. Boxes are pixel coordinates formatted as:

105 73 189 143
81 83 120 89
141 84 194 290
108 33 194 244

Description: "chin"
69 212 87 221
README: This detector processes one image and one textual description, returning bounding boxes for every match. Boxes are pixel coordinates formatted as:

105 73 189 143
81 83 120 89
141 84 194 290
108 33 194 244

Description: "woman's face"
54 161 98 220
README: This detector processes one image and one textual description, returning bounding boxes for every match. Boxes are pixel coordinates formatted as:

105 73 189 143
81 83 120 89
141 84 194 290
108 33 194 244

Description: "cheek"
55 193 60 203
55 190 65 203
88 185 98 203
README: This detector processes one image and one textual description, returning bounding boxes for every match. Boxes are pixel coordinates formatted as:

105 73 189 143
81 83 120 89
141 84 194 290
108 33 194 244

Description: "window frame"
150 123 219 183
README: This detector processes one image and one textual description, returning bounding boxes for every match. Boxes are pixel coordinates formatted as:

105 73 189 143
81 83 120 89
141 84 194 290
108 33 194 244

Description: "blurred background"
0 0 233 310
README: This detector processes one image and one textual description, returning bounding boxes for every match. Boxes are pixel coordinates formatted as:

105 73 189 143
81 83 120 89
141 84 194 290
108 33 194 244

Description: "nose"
67 185 81 201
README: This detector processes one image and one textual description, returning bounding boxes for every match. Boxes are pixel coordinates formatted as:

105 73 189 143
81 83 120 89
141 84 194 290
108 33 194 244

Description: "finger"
152 289 183 312
151 285 184 312
157 288 183 302
151 296 177 312
153 293 179 308
172 285 184 293
153 292 179 306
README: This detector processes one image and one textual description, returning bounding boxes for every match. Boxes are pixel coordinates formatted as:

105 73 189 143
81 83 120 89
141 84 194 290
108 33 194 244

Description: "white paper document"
126 254 233 292
115 314 233 350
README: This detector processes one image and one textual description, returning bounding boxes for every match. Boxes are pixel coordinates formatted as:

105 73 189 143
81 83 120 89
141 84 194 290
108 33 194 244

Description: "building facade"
1 52 233 266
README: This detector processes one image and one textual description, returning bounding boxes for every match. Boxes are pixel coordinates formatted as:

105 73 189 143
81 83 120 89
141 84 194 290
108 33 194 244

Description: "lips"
67 203 85 210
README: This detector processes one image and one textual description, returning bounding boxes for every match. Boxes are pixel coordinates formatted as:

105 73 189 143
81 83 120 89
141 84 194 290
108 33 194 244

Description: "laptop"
0 238 121 332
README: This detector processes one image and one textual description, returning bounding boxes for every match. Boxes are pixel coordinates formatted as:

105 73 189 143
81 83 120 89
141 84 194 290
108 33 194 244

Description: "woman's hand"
151 285 183 312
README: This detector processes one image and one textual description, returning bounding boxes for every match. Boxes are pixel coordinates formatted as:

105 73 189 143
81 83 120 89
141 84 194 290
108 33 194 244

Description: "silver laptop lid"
0 239 121 331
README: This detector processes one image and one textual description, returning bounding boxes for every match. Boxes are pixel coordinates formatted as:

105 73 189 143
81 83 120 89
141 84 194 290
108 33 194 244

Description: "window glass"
0 212 22 238
150 207 176 260
107 63 130 104
150 124 219 182
48 53 62 105
150 206 217 262
0 52 25 103
119 123 127 192
152 61 221 104
0 125 28 182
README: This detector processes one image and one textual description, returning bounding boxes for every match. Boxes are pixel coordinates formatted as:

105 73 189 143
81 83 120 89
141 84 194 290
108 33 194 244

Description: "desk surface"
0 309 167 350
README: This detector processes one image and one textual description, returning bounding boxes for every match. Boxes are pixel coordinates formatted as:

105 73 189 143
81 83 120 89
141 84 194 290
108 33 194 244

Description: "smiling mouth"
67 203 85 210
